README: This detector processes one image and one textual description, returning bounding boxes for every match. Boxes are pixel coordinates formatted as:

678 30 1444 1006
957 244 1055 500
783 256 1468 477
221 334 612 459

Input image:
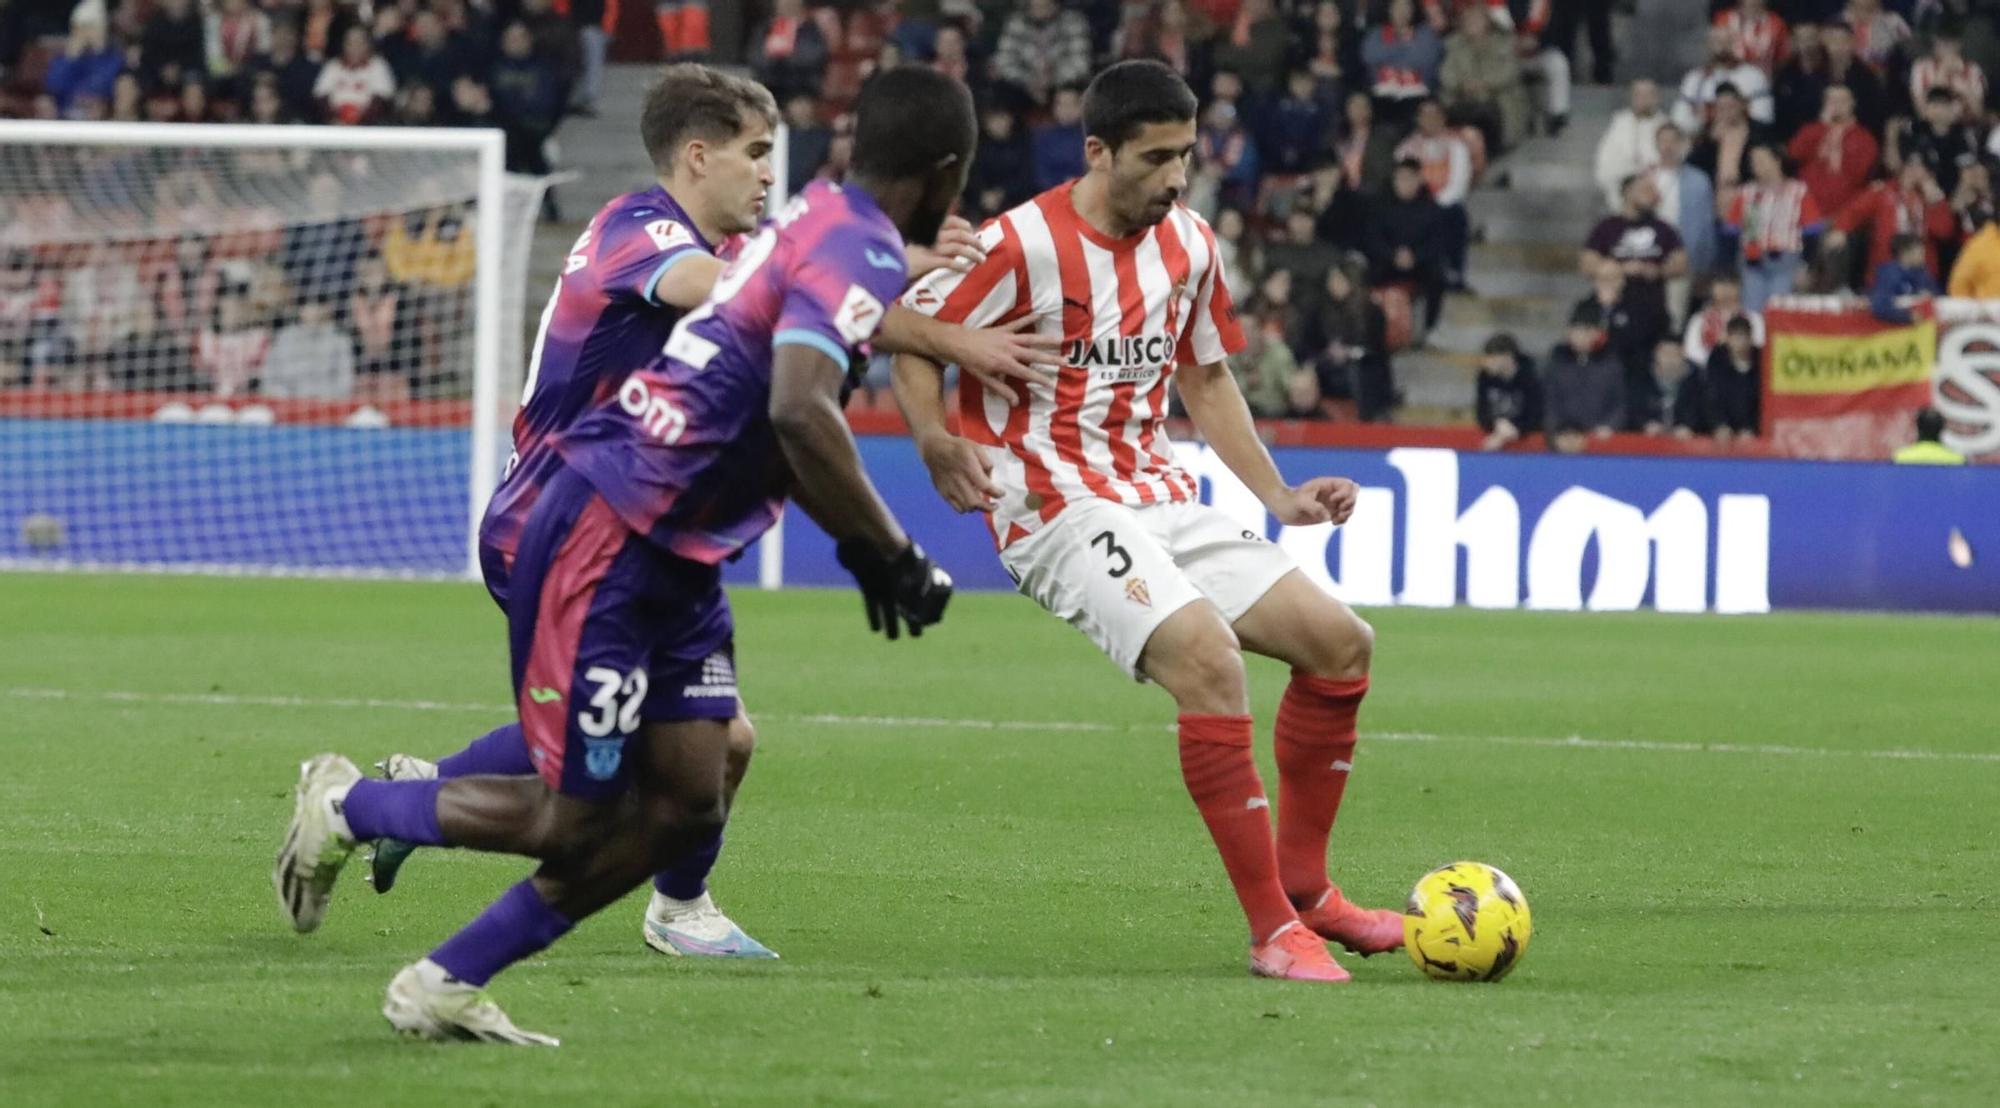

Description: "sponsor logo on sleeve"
834 284 886 346
645 218 694 252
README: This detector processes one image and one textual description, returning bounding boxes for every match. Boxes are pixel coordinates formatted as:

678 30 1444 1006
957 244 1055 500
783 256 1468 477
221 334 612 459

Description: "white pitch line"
7 686 1998 764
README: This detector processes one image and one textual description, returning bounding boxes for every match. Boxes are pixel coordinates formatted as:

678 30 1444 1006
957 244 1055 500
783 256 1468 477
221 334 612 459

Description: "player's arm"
891 349 1000 513
877 218 1058 403
770 342 907 556
874 308 1057 404
772 342 953 639
648 251 725 309
1175 244 1356 528
1176 360 1352 526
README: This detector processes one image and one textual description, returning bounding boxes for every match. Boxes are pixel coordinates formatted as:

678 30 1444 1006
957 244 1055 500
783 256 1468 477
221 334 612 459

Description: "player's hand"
1265 477 1358 527
950 316 1060 404
905 216 985 280
917 430 1001 513
835 539 954 640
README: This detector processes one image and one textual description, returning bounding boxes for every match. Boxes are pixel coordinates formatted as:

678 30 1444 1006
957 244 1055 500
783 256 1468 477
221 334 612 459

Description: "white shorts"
998 498 1298 679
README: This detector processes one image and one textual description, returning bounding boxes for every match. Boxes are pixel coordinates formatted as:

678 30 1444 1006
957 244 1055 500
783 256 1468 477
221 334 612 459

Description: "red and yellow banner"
1762 303 1936 460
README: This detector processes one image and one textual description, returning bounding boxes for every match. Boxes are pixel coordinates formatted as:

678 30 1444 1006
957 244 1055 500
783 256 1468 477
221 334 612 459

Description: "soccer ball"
1402 862 1532 982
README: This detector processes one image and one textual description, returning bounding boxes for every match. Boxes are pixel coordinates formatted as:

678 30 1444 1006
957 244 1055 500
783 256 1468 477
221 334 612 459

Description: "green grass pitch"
2 573 1995 1105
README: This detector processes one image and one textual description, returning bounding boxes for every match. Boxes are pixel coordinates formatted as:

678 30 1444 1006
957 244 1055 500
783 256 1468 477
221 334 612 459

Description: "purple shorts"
505 464 738 801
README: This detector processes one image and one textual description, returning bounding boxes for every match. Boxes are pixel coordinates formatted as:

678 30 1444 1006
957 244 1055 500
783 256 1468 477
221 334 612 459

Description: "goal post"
0 121 542 580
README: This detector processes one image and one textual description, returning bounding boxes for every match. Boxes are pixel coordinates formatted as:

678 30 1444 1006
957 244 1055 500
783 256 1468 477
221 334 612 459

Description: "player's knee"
1310 613 1373 680
1157 625 1248 715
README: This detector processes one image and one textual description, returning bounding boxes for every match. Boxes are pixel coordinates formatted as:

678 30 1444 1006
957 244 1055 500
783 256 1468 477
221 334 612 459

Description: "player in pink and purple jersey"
274 66 979 1045
364 64 1055 961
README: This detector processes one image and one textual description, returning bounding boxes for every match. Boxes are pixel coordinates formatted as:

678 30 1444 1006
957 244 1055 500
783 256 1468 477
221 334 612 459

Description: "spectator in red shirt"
1825 159 1956 283
1787 84 1878 220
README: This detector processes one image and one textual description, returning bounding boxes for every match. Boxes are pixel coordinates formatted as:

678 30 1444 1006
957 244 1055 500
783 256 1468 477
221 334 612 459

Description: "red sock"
1274 672 1368 904
1178 713 1297 944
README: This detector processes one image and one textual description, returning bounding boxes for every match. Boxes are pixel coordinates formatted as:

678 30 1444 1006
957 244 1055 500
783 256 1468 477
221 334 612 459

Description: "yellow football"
1403 862 1532 982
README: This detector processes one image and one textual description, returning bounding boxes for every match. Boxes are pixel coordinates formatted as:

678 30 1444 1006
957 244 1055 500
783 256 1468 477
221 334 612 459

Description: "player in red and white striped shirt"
894 61 1401 985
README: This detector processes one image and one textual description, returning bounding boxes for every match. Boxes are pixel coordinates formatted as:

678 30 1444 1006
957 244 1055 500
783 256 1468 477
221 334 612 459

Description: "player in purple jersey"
362 65 1057 960
274 66 980 1045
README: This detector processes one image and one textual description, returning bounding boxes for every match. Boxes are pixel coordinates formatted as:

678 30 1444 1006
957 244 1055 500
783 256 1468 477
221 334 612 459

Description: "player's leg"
386 717 733 1046
382 500 737 1044
643 708 778 958
276 473 637 929
1229 570 1404 956
368 544 543 892
1005 501 1344 982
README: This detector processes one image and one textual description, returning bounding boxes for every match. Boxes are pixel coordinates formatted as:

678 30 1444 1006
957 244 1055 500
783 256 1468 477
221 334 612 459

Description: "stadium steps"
1393 81 1627 416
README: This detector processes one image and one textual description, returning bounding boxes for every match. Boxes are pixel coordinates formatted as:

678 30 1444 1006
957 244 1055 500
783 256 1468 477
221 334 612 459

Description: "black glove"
835 538 954 640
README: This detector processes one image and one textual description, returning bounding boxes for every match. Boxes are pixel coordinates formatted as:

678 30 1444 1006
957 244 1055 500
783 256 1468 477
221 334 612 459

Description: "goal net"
0 122 546 578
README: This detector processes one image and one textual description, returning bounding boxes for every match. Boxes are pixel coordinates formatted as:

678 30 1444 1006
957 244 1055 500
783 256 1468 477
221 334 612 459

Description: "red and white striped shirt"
1713 9 1788 73
901 183 1245 549
1911 55 1987 114
1727 179 1823 260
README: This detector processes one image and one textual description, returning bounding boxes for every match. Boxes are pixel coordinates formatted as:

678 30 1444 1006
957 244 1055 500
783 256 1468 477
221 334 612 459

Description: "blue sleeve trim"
772 328 851 368
641 249 700 305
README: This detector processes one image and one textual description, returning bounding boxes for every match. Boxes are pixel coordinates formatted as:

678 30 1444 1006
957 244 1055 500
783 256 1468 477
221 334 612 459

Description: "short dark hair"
1891 233 1925 257
851 65 977 179
1926 86 1960 105
1484 332 1519 356
1394 157 1423 173
1713 81 1744 100
1916 407 1946 440
1083 60 1198 151
640 64 778 173
1725 315 1755 336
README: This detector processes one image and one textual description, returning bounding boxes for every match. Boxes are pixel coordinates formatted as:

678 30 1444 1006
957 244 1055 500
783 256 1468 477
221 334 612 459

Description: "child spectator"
1642 338 1713 439
1869 234 1940 325
1475 332 1542 451
1704 315 1762 441
1544 301 1626 451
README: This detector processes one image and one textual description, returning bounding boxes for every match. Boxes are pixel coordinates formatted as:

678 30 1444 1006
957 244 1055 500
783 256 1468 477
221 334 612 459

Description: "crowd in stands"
1482 0 2000 453
767 0 1593 423
3 1 605 172
0 0 608 400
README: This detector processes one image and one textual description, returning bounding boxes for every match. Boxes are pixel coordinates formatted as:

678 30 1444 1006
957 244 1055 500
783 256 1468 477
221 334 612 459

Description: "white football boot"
274 753 361 933
383 959 558 1047
641 890 779 959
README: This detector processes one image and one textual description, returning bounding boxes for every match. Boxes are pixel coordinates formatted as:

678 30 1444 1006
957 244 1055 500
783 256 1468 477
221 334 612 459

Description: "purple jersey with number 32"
555 180 907 565
480 185 718 571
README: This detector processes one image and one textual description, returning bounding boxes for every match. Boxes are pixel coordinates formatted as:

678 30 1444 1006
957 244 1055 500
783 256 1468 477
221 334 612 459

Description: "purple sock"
436 722 534 778
341 779 446 845
652 827 724 901
430 880 574 987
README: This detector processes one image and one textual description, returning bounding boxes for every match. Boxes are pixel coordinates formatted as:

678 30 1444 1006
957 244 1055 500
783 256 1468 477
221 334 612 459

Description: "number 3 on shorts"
1091 531 1132 579
578 666 648 737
